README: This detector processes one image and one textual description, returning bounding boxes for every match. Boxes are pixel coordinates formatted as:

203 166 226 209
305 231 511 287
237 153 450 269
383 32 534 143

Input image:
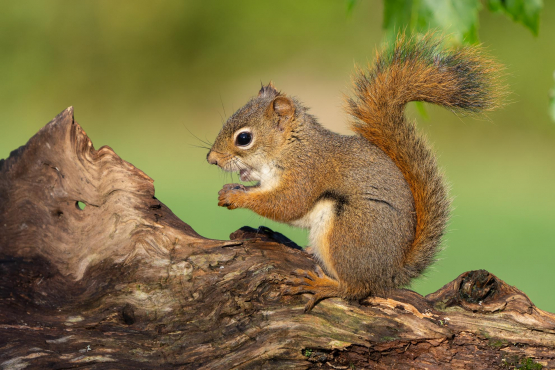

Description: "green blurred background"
1 1 554 310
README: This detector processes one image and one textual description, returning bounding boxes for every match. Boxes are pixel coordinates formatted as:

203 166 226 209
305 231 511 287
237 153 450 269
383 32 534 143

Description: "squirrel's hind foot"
283 268 341 312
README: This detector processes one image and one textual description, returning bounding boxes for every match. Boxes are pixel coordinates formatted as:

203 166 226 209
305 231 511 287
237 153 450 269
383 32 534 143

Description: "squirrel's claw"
218 183 246 209
304 292 328 312
219 183 246 195
282 268 341 312
289 269 314 280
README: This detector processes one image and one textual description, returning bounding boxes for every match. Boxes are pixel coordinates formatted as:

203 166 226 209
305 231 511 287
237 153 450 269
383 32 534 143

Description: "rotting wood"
0 108 554 369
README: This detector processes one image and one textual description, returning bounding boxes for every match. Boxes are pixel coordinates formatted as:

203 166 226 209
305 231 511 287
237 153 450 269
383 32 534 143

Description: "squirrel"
206 34 504 311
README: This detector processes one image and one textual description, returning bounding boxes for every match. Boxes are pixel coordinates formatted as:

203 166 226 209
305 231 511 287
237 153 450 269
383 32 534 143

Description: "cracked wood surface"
0 108 554 369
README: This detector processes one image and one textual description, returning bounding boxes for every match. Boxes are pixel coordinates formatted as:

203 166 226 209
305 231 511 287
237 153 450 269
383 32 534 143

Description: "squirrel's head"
207 82 299 188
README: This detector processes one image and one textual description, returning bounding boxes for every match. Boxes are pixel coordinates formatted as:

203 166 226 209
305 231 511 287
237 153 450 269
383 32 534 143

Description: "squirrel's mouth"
239 169 250 182
239 169 260 183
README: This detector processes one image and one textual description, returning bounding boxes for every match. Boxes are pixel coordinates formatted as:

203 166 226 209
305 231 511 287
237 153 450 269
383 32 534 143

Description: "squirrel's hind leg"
283 267 341 312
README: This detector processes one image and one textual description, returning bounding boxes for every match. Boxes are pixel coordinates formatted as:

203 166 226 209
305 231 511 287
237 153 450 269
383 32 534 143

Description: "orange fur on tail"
346 34 506 277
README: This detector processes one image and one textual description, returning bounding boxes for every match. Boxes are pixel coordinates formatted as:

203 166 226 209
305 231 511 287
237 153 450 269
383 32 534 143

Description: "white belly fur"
291 199 337 279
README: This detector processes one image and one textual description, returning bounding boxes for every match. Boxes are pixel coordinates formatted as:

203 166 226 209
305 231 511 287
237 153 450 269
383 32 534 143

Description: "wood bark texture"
0 108 554 370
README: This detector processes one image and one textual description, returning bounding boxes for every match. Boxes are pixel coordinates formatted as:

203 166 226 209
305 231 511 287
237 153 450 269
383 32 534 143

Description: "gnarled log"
0 108 553 369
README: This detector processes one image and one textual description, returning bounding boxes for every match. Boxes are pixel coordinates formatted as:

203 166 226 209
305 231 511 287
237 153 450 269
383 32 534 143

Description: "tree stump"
0 108 553 369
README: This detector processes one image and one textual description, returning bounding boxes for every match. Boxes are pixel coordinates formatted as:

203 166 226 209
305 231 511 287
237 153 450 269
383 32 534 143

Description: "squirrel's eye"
235 131 252 147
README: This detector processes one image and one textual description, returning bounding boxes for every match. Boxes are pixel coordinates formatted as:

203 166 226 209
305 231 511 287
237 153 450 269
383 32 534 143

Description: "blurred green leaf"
383 0 414 36
346 0 357 14
414 101 429 119
549 71 555 122
486 0 542 36
383 0 481 45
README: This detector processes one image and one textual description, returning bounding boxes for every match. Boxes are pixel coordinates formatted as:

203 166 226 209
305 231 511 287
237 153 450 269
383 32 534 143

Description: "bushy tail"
346 34 505 279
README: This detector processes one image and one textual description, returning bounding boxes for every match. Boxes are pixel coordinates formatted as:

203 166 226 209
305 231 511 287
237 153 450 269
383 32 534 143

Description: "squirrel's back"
346 34 505 282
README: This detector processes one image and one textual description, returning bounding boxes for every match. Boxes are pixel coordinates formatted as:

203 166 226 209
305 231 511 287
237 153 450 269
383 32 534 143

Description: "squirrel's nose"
206 151 218 166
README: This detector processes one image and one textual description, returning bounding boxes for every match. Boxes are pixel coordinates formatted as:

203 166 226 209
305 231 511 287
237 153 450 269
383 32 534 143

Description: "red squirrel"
207 34 505 311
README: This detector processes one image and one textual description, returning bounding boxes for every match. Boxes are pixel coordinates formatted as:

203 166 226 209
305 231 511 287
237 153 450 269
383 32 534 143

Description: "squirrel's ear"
267 96 295 130
258 82 280 98
270 96 295 118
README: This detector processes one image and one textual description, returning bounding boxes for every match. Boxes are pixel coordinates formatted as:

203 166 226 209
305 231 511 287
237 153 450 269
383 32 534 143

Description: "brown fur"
347 34 505 278
207 34 505 311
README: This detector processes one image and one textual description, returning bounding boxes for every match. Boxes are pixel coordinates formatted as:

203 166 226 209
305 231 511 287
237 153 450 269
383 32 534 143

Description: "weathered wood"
0 108 553 369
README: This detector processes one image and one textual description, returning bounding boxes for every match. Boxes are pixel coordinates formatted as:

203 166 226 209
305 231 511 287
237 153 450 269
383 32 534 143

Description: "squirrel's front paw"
218 183 246 209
